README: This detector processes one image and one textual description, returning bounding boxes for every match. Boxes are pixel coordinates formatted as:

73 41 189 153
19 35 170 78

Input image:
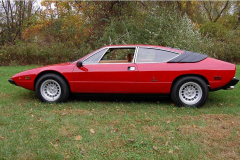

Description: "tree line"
0 1 239 65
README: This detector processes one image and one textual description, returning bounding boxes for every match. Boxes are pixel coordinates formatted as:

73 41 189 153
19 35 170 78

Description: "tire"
35 73 70 103
171 76 208 108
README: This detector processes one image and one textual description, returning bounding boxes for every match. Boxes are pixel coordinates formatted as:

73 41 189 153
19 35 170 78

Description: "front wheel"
35 73 70 103
171 76 209 108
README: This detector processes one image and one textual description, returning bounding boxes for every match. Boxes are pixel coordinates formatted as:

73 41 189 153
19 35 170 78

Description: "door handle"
128 66 135 71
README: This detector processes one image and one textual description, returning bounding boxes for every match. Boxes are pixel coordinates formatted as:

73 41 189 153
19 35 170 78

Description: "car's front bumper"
212 77 239 91
8 79 18 86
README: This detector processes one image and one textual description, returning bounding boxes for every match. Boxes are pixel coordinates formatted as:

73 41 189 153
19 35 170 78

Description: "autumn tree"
23 1 142 48
0 0 36 45
201 0 229 23
1 0 240 64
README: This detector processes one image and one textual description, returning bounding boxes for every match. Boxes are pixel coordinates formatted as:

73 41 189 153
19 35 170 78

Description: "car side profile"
8 45 239 107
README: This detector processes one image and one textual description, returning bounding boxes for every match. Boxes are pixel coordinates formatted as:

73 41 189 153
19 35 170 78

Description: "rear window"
136 48 179 63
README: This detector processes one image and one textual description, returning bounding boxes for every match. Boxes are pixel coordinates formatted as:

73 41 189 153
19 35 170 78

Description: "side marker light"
24 76 31 80
214 76 222 80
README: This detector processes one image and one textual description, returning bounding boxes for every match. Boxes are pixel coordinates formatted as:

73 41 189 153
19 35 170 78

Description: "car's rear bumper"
211 77 239 91
8 79 18 86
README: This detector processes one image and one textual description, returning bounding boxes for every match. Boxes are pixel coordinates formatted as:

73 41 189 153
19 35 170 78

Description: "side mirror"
76 61 83 67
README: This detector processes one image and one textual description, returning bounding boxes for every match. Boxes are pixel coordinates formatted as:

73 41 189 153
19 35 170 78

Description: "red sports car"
8 45 239 107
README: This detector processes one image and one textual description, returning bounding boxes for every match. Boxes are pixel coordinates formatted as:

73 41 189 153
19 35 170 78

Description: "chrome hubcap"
179 82 202 105
40 79 61 102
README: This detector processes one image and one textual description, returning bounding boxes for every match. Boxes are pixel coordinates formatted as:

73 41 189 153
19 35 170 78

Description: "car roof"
104 44 185 53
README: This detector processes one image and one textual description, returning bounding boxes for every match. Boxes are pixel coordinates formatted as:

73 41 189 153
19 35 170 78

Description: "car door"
73 47 138 93
134 47 180 94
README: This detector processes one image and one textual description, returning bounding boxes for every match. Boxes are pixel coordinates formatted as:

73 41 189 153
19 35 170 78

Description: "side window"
136 48 179 63
99 48 135 63
83 48 108 64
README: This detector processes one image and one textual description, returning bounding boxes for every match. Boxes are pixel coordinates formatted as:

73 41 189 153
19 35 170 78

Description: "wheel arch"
34 70 71 92
171 74 210 92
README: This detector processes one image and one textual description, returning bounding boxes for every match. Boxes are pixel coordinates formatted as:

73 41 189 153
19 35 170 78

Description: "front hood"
12 62 73 79
38 62 72 68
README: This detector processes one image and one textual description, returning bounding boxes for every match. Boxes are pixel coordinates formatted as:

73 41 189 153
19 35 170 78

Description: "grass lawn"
0 65 240 160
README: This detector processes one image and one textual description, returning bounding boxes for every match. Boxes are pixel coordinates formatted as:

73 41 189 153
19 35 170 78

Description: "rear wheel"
171 76 208 108
35 73 70 103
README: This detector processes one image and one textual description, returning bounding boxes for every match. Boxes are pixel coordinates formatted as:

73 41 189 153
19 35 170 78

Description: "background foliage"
0 1 240 65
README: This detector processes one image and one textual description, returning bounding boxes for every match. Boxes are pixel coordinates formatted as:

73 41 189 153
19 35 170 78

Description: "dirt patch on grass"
0 93 10 98
142 125 165 137
58 124 80 137
179 114 240 160
69 109 91 115
53 109 90 116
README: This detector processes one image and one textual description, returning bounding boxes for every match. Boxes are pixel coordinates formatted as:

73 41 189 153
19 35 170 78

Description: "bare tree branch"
202 2 212 21
213 1 229 22
0 0 35 44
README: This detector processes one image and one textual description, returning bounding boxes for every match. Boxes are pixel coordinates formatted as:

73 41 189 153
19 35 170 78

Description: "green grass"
0 65 240 160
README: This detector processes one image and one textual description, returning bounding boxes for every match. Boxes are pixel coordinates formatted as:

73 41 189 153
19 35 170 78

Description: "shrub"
207 30 240 62
100 7 213 55
1 7 240 65
200 22 228 40
0 42 87 66
200 22 240 63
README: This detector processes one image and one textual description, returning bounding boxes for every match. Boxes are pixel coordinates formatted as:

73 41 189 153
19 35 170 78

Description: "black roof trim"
168 51 207 63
